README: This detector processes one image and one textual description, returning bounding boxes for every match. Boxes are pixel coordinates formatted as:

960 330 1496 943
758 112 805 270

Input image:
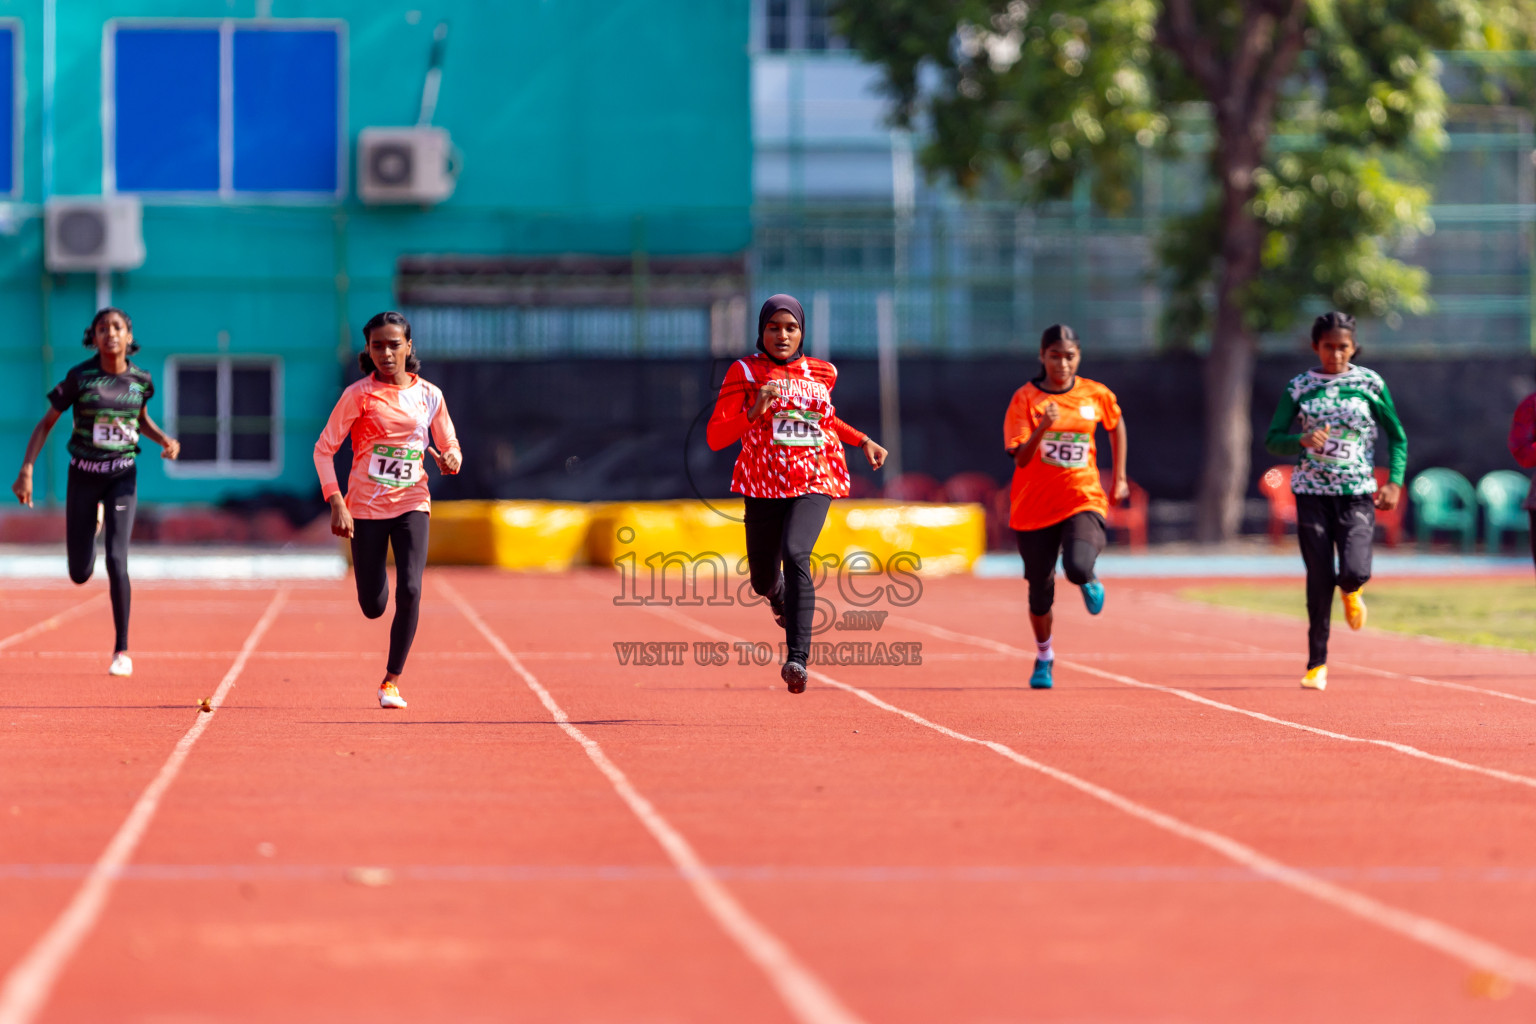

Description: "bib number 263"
1040 430 1091 468
368 445 423 487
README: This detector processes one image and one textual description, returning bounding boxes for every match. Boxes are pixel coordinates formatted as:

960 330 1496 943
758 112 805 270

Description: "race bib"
92 414 139 450
1308 428 1362 466
1040 430 1091 468
368 445 423 487
771 409 825 447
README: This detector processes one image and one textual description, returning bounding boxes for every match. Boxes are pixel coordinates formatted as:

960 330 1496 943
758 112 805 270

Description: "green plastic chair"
1477 470 1533 552
1411 468 1477 553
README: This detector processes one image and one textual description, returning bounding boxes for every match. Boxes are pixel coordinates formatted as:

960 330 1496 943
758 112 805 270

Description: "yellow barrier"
428 500 593 571
820 502 986 577
430 499 986 575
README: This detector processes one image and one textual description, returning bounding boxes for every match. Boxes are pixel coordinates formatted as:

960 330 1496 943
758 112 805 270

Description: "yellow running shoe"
1342 589 1367 631
1301 665 1328 691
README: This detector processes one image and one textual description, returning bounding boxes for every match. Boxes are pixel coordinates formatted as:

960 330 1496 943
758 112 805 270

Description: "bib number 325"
1040 430 1091 468
1309 429 1361 466
368 445 423 487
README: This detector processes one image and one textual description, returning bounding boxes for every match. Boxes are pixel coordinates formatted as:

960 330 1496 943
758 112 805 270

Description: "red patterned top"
1509 392 1536 510
707 353 868 499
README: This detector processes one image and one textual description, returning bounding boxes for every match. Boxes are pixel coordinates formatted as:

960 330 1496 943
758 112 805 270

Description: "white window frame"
102 18 348 203
1 19 21 200
163 356 284 479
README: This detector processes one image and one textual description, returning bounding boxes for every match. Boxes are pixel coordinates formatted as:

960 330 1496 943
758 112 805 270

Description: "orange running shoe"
1301 665 1328 691
1342 589 1367 631
378 682 407 709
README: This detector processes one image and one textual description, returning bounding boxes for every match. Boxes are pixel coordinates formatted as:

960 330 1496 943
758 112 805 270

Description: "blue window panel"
114 29 221 192
232 29 339 193
0 27 14 194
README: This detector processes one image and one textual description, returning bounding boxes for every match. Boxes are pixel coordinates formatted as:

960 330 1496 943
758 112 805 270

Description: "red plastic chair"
988 488 1015 551
939 471 999 505
1099 470 1149 550
1259 466 1297 545
883 472 942 502
1373 467 1406 547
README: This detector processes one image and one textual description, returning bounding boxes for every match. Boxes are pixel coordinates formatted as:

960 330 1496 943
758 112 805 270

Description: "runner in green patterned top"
1264 311 1407 691
11 308 180 677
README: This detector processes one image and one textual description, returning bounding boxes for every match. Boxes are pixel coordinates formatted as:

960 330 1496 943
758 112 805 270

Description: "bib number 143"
1040 430 1091 468
368 445 423 487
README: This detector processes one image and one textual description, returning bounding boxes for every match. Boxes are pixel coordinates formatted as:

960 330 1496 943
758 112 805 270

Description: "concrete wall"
0 0 750 507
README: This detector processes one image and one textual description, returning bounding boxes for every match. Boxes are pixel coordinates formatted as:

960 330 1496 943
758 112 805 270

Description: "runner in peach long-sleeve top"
315 311 462 711
313 372 460 519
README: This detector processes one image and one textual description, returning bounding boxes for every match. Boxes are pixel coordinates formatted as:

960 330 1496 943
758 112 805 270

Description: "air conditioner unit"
357 127 458 205
45 197 146 272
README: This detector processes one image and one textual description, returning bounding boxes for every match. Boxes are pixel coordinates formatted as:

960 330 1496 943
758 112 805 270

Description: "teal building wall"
0 0 750 506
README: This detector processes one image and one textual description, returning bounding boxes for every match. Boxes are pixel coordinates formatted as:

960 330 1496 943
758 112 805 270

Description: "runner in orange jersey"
1003 323 1129 690
314 311 462 709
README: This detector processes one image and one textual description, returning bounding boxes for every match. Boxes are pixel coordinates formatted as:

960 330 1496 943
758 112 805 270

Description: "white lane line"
645 603 1536 991
0 588 288 1024
438 580 864 1024
893 616 1536 792
0 594 107 652
1343 663 1536 709
1128 593 1536 707
0 650 508 661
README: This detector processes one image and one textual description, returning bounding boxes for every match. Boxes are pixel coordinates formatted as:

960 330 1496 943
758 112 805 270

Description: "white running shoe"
108 653 133 677
378 682 407 709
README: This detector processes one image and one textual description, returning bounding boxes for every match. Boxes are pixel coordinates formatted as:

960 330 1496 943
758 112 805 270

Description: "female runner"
1509 386 1536 575
1003 323 1128 690
11 308 180 676
1264 312 1406 690
314 311 461 708
707 294 887 693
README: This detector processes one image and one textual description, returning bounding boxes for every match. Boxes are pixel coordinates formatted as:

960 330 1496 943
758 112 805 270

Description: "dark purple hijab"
756 294 806 364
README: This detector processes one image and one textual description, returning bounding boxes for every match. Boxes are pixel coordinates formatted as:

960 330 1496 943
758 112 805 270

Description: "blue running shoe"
1081 578 1105 615
1029 658 1054 689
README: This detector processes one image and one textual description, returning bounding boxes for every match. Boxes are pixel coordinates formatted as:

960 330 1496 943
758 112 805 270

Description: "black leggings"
1015 511 1105 616
1297 493 1375 669
351 511 430 676
744 494 832 665
66 463 137 652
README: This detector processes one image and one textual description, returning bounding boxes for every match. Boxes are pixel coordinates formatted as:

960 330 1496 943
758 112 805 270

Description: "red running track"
1 568 1535 1022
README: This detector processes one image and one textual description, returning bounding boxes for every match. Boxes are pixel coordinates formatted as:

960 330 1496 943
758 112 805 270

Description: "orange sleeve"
313 389 360 501
431 391 460 456
707 361 756 451
1097 384 1122 432
824 414 867 447
1003 389 1035 451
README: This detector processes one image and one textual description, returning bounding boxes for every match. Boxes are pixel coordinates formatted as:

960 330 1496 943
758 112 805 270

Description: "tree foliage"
836 0 1527 538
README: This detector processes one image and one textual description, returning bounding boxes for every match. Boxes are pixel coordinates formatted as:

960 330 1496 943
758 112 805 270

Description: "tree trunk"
1194 149 1263 542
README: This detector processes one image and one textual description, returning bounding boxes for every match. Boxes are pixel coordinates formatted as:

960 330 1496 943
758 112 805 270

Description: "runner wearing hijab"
314 311 461 709
11 308 180 676
707 294 887 693
1003 323 1128 690
1265 311 1406 690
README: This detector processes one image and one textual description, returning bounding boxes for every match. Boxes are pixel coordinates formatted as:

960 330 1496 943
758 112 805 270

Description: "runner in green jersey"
11 309 180 676
1265 311 1407 691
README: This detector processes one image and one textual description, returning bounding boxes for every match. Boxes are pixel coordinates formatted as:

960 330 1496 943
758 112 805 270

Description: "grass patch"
1181 581 1536 653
